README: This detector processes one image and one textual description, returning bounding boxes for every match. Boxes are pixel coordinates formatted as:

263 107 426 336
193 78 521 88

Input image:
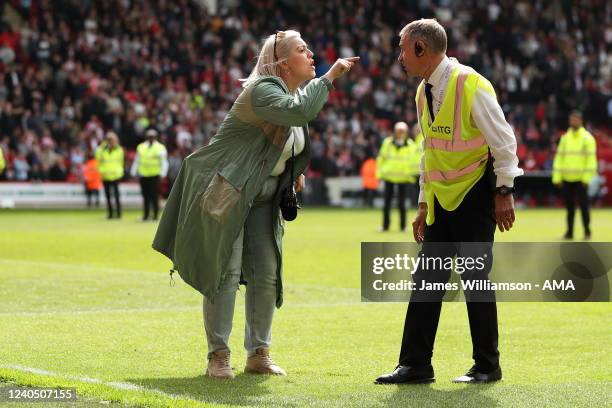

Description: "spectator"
0 0 608 184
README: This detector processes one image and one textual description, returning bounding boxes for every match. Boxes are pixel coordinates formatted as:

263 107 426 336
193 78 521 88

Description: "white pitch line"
1 364 193 401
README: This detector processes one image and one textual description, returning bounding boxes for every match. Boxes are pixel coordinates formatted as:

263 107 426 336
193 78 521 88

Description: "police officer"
376 19 523 385
376 121 416 232
131 128 168 221
95 132 125 219
552 111 597 240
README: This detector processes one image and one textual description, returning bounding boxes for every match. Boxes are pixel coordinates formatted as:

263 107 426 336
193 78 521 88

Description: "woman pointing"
153 30 358 379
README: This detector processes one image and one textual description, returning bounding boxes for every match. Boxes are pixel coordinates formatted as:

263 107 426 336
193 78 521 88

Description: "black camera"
280 184 300 221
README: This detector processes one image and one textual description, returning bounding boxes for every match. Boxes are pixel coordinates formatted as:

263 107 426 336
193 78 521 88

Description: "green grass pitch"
0 208 611 407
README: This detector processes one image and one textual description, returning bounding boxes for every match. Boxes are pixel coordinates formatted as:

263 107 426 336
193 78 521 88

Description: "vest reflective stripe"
424 153 489 182
556 151 592 156
425 132 486 151
558 169 594 173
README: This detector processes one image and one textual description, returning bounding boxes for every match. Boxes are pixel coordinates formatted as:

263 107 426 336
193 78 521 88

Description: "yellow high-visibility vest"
0 147 5 173
416 64 494 225
552 127 597 184
137 141 166 177
376 136 416 183
407 132 424 177
95 145 124 181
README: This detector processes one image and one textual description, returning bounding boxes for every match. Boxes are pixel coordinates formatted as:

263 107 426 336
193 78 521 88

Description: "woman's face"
283 39 315 82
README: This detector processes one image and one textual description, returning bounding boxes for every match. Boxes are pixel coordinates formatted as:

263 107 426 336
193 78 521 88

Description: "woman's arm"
251 78 333 127
252 57 360 127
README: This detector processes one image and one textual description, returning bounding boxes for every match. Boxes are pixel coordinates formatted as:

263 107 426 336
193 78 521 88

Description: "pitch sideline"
0 363 197 404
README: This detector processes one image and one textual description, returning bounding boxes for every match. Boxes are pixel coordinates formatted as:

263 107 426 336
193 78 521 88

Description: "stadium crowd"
0 0 610 184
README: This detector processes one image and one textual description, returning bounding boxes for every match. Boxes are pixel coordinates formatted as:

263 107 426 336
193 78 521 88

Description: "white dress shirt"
270 126 305 176
417 56 524 203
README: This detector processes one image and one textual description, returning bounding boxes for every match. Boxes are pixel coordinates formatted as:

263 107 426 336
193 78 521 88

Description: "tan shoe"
245 347 286 375
206 349 234 379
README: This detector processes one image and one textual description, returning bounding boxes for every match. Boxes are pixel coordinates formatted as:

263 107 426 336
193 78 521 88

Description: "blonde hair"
240 30 303 88
399 19 447 54
105 131 119 143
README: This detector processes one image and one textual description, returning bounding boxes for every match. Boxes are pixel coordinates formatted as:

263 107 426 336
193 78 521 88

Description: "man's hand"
495 194 515 232
412 203 428 243
294 174 305 193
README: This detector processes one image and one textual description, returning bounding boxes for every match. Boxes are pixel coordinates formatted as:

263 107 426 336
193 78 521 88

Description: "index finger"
343 57 361 62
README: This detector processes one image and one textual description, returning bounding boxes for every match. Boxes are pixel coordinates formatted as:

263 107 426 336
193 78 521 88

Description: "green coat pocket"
200 173 241 224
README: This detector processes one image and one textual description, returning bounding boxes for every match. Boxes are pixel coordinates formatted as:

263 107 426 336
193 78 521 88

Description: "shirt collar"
427 56 450 88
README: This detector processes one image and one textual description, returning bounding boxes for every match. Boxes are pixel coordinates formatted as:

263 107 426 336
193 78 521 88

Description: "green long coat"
152 76 333 307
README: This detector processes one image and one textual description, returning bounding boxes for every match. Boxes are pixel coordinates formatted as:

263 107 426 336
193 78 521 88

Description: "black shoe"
375 365 435 385
562 232 573 240
453 365 502 383
585 231 591 240
107 213 114 220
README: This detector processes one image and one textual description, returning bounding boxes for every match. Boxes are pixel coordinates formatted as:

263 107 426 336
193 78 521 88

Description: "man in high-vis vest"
95 132 125 219
130 128 168 221
376 19 523 385
407 122 425 207
552 111 597 240
376 121 416 231
0 145 6 177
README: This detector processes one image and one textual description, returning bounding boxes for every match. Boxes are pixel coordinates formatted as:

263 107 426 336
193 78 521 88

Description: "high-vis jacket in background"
376 137 416 183
552 126 597 185
136 141 167 177
95 145 125 181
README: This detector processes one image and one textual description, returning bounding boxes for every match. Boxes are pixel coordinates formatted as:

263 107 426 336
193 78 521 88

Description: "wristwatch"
495 186 515 196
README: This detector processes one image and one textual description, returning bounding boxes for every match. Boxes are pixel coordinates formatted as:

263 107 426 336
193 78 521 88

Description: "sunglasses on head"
274 31 280 61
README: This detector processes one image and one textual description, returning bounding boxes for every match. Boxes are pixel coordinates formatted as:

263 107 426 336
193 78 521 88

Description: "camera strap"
290 133 295 187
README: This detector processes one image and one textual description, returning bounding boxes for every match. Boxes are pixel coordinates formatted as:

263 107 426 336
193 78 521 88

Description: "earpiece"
415 41 424 57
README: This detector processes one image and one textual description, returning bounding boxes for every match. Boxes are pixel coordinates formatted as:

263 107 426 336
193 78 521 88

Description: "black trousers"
85 186 100 208
139 176 160 220
382 181 408 230
399 161 500 372
562 181 590 236
363 188 376 207
103 181 121 218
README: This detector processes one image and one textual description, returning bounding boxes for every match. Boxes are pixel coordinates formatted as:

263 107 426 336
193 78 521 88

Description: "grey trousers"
203 176 279 358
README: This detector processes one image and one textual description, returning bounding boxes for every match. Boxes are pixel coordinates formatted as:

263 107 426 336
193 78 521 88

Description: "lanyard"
432 62 453 116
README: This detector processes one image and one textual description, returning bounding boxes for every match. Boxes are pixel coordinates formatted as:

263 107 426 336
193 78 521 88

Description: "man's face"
398 36 420 77
569 114 582 129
